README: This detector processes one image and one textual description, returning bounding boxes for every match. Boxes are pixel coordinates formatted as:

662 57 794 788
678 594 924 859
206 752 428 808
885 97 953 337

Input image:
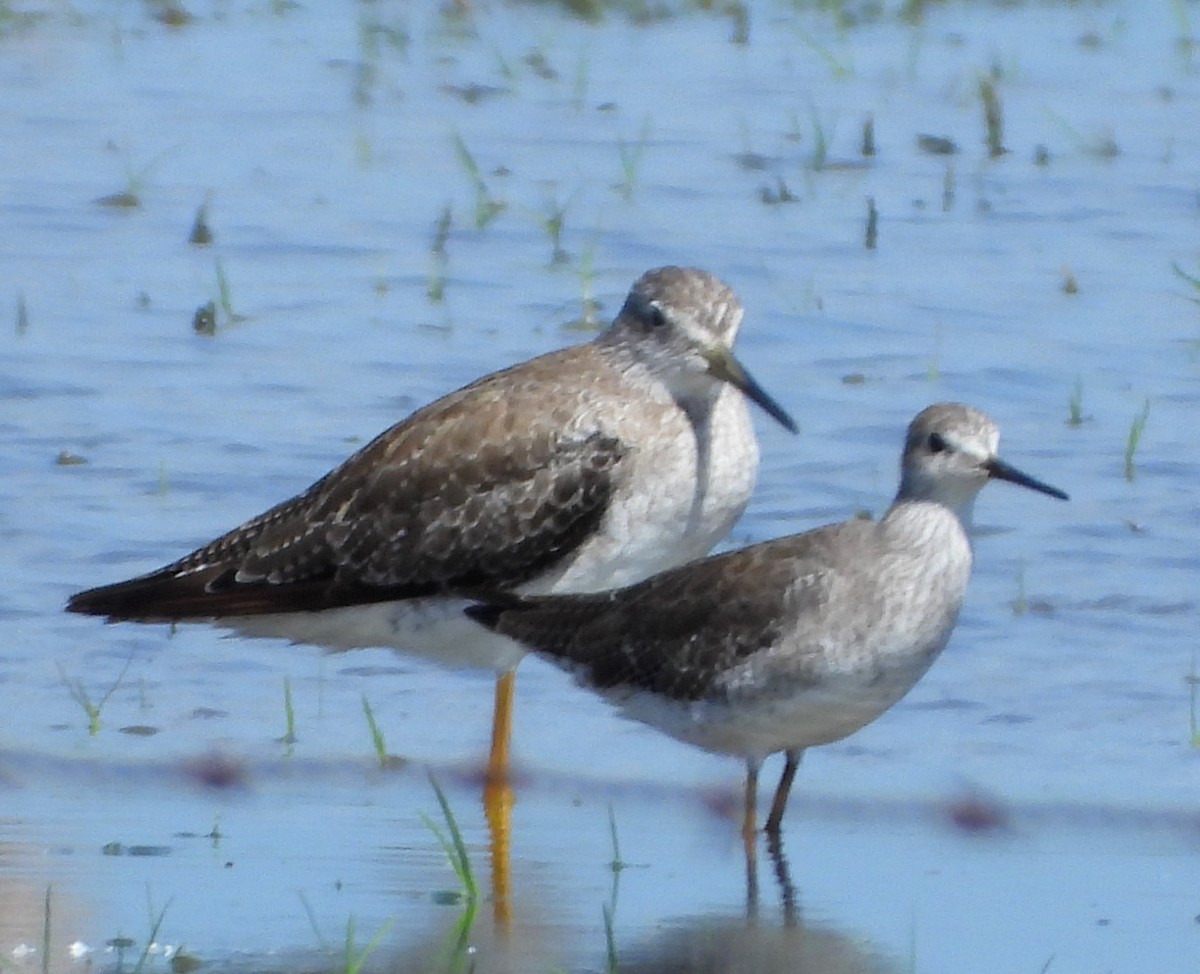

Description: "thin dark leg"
764 749 803 835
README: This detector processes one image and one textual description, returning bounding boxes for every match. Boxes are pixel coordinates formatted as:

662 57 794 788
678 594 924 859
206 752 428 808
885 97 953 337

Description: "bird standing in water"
468 402 1067 836
67 266 797 787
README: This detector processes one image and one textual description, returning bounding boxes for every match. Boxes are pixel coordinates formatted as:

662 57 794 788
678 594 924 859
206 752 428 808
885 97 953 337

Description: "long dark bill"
704 347 798 434
985 457 1069 501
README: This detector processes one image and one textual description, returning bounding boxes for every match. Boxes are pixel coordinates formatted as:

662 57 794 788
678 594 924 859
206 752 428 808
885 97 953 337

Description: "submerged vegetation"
615 117 652 202
427 203 453 303
420 773 479 973
979 74 1006 158
451 131 507 229
280 676 298 749
1188 657 1200 748
1066 377 1085 427
362 694 403 769
1124 399 1151 481
58 659 133 736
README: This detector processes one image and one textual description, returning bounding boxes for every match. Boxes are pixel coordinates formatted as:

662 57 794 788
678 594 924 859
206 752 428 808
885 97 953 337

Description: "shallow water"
3 1 1199 971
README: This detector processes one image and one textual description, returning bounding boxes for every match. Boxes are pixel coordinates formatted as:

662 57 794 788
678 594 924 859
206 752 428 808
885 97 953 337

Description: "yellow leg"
742 757 760 843
485 670 517 928
487 669 516 786
484 773 515 930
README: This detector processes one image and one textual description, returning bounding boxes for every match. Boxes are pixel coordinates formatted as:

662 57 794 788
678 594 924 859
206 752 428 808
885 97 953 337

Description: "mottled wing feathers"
469 529 856 702
68 353 631 621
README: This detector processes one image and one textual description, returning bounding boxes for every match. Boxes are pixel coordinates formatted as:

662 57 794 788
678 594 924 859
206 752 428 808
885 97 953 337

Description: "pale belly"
609 655 942 761
221 597 526 670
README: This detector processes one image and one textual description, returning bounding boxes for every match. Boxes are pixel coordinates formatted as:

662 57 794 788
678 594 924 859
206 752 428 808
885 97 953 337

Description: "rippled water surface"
3 1 1198 971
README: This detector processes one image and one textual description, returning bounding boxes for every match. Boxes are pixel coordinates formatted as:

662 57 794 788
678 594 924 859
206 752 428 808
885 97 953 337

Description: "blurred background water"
2 1 1198 971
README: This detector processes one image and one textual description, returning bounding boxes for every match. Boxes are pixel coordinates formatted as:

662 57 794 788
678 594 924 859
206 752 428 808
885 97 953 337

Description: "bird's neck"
879 496 973 554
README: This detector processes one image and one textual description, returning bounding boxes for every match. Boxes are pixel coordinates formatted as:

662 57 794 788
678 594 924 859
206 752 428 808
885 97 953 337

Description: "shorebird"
466 402 1068 834
67 266 797 782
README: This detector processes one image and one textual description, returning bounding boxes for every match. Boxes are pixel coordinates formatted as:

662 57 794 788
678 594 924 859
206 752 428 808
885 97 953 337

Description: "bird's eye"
646 302 668 329
927 432 947 453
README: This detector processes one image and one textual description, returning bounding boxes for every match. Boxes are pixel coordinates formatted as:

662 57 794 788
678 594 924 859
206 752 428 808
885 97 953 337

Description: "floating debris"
732 150 770 172
119 724 161 736
102 843 172 857
758 177 799 205
152 2 194 27
188 197 213 245
980 76 1006 157
441 83 507 105
95 189 141 208
192 300 217 335
861 113 875 157
523 49 558 80
917 134 958 155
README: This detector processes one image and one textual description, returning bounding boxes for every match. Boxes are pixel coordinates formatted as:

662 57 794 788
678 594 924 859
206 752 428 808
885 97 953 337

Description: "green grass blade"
298 891 327 950
1067 377 1084 427
281 677 297 747
602 902 619 974
423 771 477 901
361 695 388 767
131 892 172 974
607 805 625 873
41 887 51 974
1124 399 1150 481
344 914 396 974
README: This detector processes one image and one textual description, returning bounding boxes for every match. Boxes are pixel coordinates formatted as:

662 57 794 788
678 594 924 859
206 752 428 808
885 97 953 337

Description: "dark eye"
646 302 668 329
927 432 947 453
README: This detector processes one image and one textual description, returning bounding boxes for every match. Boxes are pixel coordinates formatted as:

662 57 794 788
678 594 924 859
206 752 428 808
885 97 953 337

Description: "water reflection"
400 812 896 974
483 775 514 928
0 834 89 974
619 860 897 974
619 919 896 974
612 825 873 974
746 830 799 925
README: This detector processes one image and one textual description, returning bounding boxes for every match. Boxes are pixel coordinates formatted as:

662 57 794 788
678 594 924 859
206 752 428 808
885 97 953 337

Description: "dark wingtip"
464 602 504 631
63 573 200 622
463 589 533 631
65 586 115 618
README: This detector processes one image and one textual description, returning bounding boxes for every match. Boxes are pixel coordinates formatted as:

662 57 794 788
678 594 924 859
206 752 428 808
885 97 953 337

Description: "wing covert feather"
477 525 872 702
67 351 635 619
